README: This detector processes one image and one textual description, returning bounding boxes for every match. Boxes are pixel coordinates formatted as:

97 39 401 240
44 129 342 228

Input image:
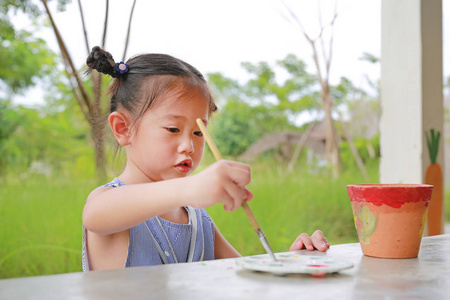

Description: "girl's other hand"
289 230 330 252
187 160 253 211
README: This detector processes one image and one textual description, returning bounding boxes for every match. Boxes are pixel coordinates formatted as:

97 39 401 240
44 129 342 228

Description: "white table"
1 234 449 299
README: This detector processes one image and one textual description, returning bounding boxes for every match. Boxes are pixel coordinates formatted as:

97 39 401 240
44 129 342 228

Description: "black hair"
86 46 217 122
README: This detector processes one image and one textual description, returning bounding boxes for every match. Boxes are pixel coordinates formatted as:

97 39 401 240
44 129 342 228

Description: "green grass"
0 175 95 278
1 159 448 279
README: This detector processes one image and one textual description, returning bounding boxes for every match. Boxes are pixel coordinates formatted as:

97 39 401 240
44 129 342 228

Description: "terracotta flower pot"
347 184 433 259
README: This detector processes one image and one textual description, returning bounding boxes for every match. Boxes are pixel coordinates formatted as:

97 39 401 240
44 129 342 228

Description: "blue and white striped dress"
82 178 215 271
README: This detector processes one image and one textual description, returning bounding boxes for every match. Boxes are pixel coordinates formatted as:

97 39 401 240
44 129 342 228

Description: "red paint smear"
347 184 433 208
308 264 329 268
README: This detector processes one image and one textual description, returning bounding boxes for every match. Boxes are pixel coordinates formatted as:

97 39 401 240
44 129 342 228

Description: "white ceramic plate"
236 253 354 276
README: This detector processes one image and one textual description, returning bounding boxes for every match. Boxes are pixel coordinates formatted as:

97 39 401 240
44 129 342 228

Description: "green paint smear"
356 206 378 244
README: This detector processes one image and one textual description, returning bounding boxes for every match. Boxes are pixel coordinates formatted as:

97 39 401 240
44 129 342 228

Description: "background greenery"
2 155 449 279
0 153 376 279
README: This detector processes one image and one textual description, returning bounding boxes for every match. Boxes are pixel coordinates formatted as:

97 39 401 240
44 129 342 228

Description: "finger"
221 161 251 187
244 187 253 201
301 236 315 251
311 229 324 239
311 236 329 252
222 196 235 212
222 181 247 212
289 233 313 251
222 160 251 173
219 188 235 212
311 230 330 249
289 239 305 251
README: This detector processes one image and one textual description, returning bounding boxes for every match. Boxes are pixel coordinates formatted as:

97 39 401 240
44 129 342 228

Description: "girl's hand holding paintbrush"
185 160 253 212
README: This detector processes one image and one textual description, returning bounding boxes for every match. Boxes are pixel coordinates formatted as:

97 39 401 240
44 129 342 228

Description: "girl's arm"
213 223 241 259
83 178 187 235
83 160 252 235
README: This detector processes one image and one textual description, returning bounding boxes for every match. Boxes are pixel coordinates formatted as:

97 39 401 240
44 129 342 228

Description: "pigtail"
86 46 121 78
85 46 131 112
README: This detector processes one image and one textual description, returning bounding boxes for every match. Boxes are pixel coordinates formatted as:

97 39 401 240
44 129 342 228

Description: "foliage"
0 1 64 176
208 53 380 163
0 30 57 94
339 134 380 170
207 54 321 157
0 100 19 174
0 101 94 179
209 100 260 157
360 52 379 64
0 0 59 94
241 54 320 112
0 0 40 32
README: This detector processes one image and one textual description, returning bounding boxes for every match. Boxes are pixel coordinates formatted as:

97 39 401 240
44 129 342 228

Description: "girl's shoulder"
86 178 124 202
104 177 125 188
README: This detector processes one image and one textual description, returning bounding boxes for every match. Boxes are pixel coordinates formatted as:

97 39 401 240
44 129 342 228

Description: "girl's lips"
175 159 192 173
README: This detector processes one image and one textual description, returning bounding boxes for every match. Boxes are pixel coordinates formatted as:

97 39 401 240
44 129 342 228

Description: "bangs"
136 75 216 121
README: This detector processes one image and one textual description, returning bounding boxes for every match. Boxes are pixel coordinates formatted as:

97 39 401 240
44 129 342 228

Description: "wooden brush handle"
241 201 261 232
196 119 261 232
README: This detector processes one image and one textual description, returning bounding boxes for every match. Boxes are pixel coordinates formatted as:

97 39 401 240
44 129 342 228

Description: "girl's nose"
178 137 194 154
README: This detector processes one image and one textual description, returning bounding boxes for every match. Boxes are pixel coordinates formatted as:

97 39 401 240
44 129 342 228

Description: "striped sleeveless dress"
82 178 215 271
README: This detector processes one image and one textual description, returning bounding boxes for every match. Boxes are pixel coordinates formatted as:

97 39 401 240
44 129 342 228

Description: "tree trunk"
90 116 107 181
322 83 341 178
340 120 369 181
91 70 108 180
42 0 136 181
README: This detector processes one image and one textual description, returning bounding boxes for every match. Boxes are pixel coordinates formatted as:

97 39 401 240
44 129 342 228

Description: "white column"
380 0 443 184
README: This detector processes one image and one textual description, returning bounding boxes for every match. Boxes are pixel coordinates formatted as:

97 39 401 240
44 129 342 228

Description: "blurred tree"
208 54 320 157
0 31 56 94
280 0 341 177
41 0 137 180
0 100 91 178
0 0 58 94
0 0 59 176
208 52 380 169
1 0 137 180
0 101 19 175
209 99 260 158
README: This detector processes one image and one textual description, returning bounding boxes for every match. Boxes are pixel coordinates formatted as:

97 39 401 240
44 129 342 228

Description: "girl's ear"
109 111 132 146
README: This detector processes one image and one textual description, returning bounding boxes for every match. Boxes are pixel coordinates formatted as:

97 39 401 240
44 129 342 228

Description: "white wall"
380 0 443 183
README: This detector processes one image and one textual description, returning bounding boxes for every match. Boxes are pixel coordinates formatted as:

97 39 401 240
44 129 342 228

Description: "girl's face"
124 87 210 183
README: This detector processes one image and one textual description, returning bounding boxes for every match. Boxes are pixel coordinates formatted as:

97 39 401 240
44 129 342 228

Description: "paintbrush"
196 118 278 262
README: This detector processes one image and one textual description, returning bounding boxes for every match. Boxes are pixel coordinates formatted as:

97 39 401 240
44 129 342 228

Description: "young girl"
82 46 329 271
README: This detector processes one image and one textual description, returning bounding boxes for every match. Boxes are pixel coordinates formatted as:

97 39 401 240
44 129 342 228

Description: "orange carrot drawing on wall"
425 128 443 236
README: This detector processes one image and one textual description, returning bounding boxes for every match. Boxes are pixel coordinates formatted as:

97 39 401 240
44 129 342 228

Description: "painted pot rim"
347 184 433 206
347 184 433 188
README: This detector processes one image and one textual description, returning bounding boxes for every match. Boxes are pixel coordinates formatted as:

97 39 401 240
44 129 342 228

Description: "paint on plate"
236 252 353 276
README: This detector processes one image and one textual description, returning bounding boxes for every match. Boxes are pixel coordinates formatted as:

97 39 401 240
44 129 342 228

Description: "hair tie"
115 61 129 75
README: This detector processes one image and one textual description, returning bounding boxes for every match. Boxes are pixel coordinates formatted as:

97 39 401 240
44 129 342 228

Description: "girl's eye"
166 128 180 133
194 131 203 137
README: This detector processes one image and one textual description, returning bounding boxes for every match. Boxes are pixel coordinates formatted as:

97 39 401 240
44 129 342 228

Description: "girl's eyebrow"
161 114 207 126
161 114 185 120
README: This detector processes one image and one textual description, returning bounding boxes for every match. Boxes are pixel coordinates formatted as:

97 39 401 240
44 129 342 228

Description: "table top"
1 234 449 300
